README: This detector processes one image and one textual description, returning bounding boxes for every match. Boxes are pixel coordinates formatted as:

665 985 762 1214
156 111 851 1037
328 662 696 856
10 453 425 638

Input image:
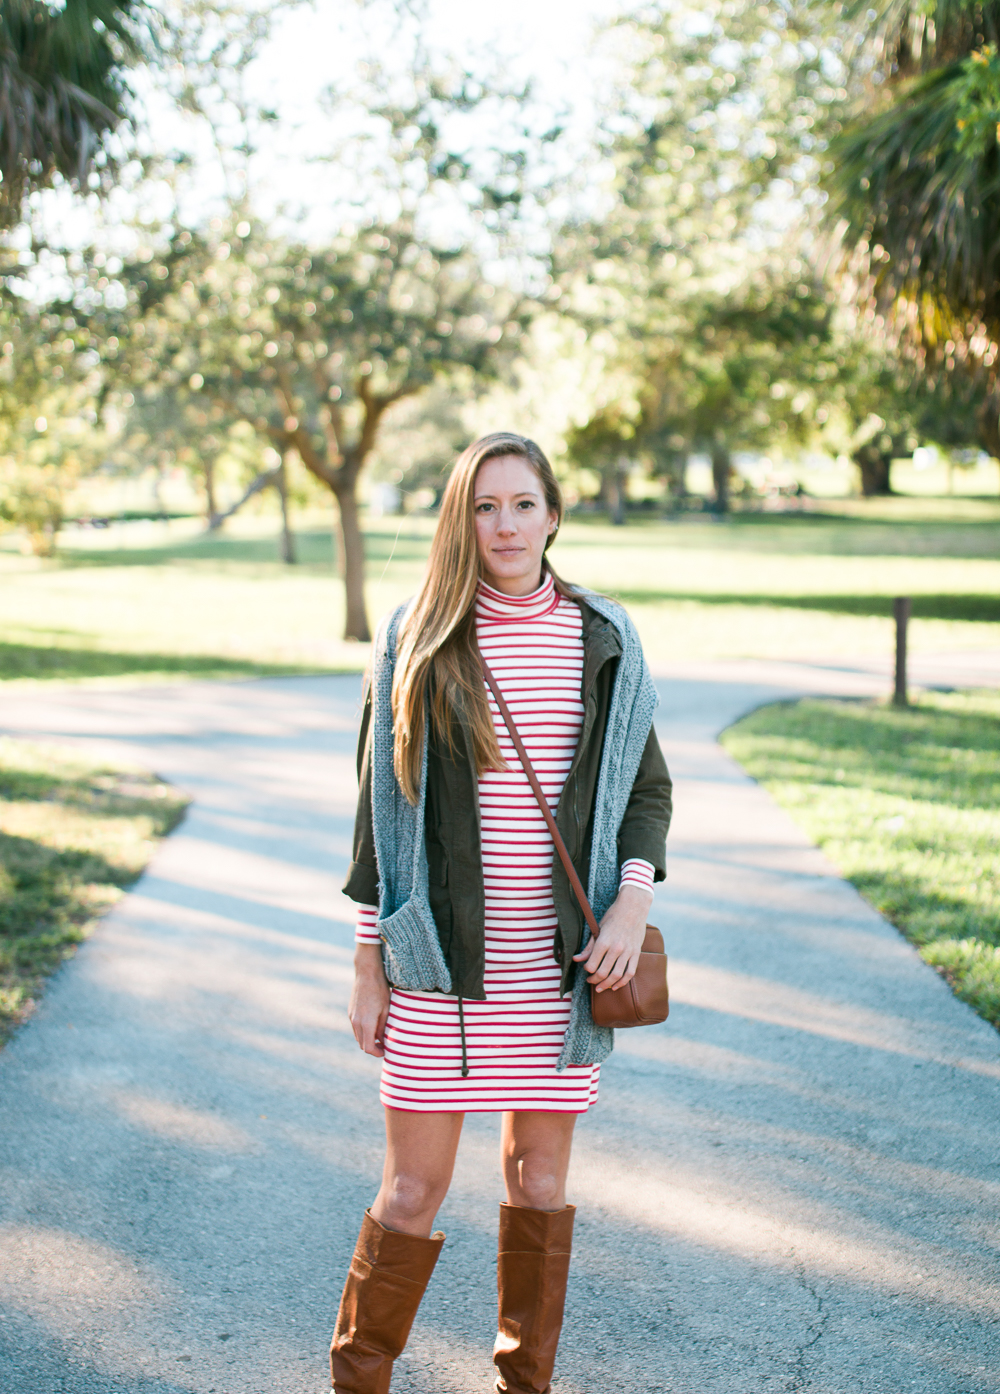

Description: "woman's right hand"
350 944 391 1057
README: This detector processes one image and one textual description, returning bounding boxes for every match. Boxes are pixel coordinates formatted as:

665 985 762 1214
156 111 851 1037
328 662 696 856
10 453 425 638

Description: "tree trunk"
666 453 687 499
853 445 893 496
278 455 296 564
153 461 169 519
602 457 627 525
335 484 371 642
203 456 219 525
288 440 371 641
711 442 731 513
975 392 1000 462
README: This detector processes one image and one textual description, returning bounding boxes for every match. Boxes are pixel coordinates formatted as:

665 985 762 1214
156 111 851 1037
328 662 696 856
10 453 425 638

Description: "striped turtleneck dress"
356 573 655 1112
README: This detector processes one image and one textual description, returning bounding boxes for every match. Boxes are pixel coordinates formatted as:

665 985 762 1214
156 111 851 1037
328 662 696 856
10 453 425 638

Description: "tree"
826 1 1000 459
0 0 149 557
86 43 547 639
0 0 147 227
98 213 524 639
837 335 986 494
653 275 841 509
0 273 104 552
562 266 845 513
564 407 638 524
556 0 849 512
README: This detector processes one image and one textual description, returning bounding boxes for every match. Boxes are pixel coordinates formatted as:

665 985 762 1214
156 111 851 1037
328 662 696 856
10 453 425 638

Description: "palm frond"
840 1 1000 72
827 49 1000 326
0 0 147 225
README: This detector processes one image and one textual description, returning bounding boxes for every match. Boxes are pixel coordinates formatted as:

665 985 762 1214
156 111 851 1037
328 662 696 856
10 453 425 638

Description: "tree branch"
274 366 342 490
207 466 281 530
350 372 423 472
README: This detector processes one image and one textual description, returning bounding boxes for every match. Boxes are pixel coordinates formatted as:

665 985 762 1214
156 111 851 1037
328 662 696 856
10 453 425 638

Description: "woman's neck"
479 566 545 597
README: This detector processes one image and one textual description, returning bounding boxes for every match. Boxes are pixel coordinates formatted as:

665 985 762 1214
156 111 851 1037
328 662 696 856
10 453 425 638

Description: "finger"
372 1007 390 1058
572 936 600 964
593 949 632 991
583 945 615 981
599 949 641 992
353 1017 380 1057
586 945 623 985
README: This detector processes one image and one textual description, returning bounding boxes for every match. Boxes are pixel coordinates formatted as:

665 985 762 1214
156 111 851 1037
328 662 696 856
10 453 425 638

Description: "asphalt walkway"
0 659 998 1393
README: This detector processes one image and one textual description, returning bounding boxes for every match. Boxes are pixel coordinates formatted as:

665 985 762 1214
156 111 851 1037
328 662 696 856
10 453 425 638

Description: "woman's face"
473 454 558 596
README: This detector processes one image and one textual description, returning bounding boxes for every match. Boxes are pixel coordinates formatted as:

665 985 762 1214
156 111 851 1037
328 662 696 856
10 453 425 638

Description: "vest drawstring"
457 996 470 1078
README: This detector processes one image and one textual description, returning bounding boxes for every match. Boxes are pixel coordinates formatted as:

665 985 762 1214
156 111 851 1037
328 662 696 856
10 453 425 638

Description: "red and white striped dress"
356 574 654 1112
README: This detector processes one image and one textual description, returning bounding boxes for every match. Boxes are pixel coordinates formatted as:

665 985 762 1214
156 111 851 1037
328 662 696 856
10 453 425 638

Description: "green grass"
720 691 1000 1030
0 642 334 684
1 498 998 681
0 740 188 1044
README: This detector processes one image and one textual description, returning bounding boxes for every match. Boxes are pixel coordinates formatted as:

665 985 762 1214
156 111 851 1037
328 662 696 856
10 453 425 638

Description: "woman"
332 432 672 1394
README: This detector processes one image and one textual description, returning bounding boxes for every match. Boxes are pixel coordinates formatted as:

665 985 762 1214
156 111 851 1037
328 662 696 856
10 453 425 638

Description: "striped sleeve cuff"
619 857 655 895
355 903 381 945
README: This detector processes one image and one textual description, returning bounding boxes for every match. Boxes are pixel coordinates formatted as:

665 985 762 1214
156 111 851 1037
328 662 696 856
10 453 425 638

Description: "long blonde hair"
392 432 570 804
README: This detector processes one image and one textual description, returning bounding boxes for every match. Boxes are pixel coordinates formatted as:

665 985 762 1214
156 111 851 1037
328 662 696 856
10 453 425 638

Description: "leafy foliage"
0 256 106 553
0 0 147 226
71 49 543 637
830 43 1000 327
90 213 524 638
827 1 1000 455
555 0 852 511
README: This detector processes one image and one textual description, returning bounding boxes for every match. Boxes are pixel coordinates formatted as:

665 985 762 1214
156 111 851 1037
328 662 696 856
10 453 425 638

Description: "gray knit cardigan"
368 589 658 1071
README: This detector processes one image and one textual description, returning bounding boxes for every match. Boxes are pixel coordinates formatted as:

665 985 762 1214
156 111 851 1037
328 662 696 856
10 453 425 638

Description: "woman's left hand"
573 883 653 992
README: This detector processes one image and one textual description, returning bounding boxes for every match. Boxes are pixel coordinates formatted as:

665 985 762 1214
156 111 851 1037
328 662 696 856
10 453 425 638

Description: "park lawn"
720 691 1000 1030
0 739 188 1045
1 499 998 681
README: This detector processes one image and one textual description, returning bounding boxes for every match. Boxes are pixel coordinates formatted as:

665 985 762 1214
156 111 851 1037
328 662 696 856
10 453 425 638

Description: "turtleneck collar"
475 570 559 621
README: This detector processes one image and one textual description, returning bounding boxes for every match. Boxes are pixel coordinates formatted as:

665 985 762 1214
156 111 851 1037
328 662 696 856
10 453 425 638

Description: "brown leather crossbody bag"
479 656 669 1030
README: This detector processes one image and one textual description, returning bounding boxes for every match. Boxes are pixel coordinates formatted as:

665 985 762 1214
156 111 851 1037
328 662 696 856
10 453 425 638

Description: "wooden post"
893 597 911 707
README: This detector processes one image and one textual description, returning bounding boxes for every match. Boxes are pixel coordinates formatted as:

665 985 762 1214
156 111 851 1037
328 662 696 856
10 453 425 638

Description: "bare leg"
500 1111 577 1210
370 1108 465 1236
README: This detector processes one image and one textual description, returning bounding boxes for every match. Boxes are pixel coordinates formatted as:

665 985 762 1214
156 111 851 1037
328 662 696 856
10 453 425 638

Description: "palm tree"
0 0 145 228
826 2 1000 458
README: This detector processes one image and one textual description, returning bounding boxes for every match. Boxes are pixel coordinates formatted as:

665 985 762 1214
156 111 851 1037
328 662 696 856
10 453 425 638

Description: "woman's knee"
380 1169 449 1224
507 1151 565 1209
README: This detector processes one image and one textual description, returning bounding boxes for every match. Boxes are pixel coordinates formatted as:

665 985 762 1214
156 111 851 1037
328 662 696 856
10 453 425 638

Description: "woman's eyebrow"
473 489 540 500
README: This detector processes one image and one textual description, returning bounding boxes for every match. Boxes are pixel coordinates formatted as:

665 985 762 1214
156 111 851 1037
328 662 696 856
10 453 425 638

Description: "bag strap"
479 654 602 946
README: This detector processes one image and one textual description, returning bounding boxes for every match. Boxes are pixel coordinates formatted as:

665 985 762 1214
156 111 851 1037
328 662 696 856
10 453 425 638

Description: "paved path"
0 660 998 1394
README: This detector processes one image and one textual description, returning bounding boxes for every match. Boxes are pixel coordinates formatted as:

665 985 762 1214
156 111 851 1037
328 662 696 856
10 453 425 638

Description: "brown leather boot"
329 1209 445 1393
493 1202 576 1394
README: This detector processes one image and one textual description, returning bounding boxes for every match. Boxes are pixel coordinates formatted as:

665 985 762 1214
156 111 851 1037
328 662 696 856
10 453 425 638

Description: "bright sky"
255 0 624 123
25 0 627 265
165 0 626 230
